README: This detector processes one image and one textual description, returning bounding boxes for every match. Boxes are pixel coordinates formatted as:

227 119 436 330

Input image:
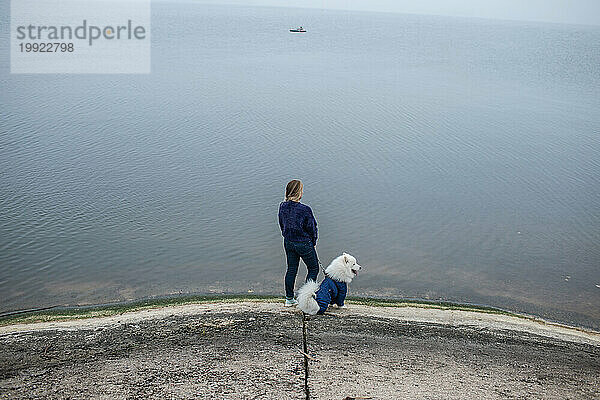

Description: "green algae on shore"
0 294 522 327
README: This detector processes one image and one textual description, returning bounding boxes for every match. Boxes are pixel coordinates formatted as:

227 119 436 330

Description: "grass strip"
0 294 524 327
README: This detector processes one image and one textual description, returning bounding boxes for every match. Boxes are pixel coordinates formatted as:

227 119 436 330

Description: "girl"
278 180 319 306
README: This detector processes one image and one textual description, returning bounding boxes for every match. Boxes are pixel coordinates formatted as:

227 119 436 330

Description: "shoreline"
1 296 599 345
1 294 598 339
1 300 598 399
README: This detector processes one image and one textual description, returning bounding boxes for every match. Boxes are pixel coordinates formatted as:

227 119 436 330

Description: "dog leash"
314 247 326 275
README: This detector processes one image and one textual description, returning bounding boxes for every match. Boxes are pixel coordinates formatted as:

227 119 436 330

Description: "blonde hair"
285 180 303 202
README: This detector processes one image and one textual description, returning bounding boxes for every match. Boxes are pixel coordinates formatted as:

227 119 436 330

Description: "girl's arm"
305 209 318 246
278 204 284 233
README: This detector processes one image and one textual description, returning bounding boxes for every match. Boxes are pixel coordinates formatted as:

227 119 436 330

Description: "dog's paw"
331 304 339 308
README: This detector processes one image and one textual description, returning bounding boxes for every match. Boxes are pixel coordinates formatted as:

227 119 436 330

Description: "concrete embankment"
1 300 599 399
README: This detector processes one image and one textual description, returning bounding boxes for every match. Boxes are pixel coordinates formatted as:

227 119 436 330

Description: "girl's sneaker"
284 298 298 307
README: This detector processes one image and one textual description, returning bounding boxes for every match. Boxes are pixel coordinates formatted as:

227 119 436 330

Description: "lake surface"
1 1 599 328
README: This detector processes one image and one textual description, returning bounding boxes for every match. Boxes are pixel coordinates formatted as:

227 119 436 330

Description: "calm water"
1 2 599 328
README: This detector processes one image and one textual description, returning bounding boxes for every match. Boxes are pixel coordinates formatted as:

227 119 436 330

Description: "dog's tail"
297 280 321 315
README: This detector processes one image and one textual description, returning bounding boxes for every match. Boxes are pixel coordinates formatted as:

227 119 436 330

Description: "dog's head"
324 252 362 283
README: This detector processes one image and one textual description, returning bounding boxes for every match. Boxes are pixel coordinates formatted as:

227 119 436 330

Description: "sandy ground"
1 302 599 399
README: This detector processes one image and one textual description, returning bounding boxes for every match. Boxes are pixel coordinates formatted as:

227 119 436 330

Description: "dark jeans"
284 239 319 299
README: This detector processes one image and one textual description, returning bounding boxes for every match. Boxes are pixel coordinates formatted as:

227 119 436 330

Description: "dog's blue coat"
315 276 347 314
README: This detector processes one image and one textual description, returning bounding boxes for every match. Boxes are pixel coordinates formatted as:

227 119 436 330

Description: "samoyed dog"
297 253 362 315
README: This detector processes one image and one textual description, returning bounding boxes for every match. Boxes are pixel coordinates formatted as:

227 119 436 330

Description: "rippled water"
1 2 599 328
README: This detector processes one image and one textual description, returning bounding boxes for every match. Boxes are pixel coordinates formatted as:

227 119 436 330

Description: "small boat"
290 26 306 32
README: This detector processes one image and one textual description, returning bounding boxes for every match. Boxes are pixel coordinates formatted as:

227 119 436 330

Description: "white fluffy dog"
297 253 362 315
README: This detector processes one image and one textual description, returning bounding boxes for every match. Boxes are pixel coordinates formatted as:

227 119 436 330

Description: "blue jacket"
278 201 318 246
315 276 347 314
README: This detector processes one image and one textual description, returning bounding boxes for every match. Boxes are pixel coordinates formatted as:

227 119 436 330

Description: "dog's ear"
343 253 348 264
